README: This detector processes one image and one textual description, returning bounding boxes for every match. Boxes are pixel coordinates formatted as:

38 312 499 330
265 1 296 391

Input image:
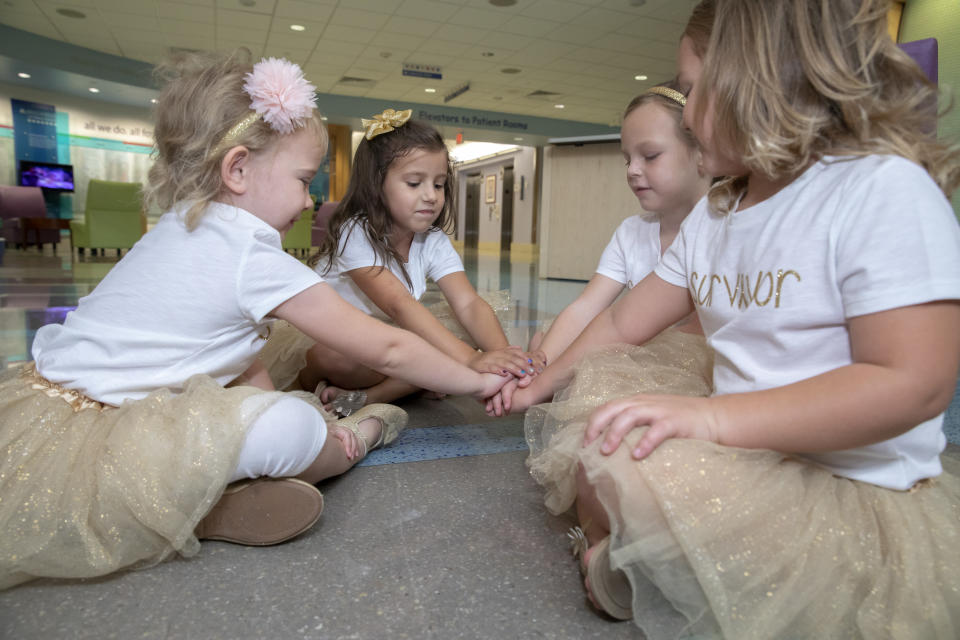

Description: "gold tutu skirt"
260 288 515 391
524 330 960 638
0 364 315 590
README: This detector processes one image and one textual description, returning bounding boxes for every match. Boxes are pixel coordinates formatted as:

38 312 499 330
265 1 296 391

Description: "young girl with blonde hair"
487 80 711 416
279 112 540 411
0 51 508 590
507 0 960 636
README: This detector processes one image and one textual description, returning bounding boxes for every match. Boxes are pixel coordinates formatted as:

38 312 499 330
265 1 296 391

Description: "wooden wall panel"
326 123 351 202
538 142 638 280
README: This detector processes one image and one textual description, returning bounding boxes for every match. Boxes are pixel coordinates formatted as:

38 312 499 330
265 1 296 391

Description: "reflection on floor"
1 238 959 639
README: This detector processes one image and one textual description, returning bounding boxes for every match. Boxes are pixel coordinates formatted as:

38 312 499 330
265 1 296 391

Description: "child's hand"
485 383 534 416
528 349 547 373
583 394 720 460
485 377 520 416
475 371 511 401
469 346 537 378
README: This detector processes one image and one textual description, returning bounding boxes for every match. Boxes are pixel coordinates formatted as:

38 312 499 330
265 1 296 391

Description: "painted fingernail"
528 358 533 364
521 369 526 374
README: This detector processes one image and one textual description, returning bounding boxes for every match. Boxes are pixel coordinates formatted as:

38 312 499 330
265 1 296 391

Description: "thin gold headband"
646 86 686 106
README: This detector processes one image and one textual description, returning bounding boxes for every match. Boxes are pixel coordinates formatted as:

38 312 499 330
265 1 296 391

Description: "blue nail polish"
528 358 533 364
521 369 526 374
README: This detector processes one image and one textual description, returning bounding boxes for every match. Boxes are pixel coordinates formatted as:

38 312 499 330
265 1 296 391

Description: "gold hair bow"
361 108 412 140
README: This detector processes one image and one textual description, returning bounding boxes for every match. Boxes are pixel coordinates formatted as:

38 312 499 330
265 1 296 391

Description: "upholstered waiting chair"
0 185 59 250
311 201 338 249
71 180 145 258
281 195 316 257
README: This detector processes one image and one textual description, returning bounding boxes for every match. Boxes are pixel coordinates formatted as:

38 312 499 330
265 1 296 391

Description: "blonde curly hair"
145 49 327 229
685 0 960 214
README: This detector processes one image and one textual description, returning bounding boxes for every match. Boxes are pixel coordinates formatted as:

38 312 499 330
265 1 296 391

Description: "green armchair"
71 179 145 258
281 196 316 257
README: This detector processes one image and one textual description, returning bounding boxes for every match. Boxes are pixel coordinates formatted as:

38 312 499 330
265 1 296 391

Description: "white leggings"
229 394 328 483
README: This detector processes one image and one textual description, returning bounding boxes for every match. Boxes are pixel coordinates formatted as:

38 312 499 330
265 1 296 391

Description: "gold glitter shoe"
335 403 408 459
196 478 323 546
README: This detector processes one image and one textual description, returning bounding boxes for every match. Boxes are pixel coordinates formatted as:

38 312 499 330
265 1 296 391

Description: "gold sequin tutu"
524 330 960 638
260 289 515 391
0 364 322 590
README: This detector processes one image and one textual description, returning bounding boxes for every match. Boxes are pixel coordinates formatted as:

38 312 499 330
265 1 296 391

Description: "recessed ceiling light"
425 88 436 93
290 24 305 31
501 68 521 74
56 8 86 19
321 116 328 121
635 74 648 81
554 104 564 109
150 98 157 103
88 87 100 93
17 72 31 79
513 137 523 141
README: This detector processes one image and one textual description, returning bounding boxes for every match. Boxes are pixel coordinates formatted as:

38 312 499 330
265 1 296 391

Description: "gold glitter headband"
646 86 686 106
211 112 261 156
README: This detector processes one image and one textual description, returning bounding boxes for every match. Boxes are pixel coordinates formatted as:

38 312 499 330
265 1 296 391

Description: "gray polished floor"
2 239 959 639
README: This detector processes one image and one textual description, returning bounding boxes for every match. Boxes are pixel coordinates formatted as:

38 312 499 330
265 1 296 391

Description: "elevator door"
464 173 480 251
500 165 514 254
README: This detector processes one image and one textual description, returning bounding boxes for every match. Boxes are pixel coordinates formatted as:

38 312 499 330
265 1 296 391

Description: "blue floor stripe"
357 422 528 467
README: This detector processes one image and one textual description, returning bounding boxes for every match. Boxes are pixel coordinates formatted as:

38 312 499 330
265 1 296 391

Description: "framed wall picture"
484 174 497 203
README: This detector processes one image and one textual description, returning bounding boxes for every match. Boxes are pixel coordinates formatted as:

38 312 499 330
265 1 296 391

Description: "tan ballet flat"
568 527 632 620
335 402 408 458
196 477 324 546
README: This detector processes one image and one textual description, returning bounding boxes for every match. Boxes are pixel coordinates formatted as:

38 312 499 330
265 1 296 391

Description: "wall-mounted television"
18 160 75 192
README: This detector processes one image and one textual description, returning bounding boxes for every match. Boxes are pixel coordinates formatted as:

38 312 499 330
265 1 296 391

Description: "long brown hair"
308 119 456 288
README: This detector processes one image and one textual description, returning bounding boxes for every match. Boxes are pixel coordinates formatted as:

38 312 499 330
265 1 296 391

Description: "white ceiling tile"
0 15 62 39
394 0 459 22
473 31 522 51
520 0 587 24
215 0 276 15
499 15 560 38
217 8 271 29
576 8 635 31
158 2 214 21
274 0 334 21
431 24 485 45
322 25 379 44
382 16 442 38
95 0 156 16
102 12 159 29
415 38 468 57
542 23 606 46
329 7 390 30
216 25 268 43
158 18 209 36
262 45 313 64
446 7 511 30
311 38 366 57
334 0 402 13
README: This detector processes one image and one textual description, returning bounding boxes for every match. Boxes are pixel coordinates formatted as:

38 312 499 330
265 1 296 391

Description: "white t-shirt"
595 214 661 288
656 155 960 490
317 219 464 320
33 202 323 405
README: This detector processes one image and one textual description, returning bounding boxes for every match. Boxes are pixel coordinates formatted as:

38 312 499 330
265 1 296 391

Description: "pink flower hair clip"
213 57 318 155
